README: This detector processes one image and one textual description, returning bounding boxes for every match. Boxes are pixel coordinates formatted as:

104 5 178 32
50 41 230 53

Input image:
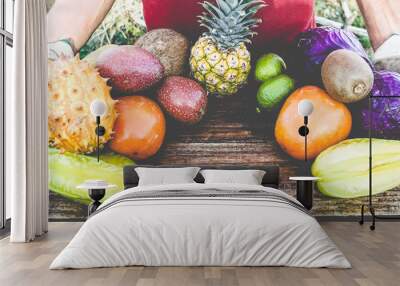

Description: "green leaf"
203 2 226 20
227 0 239 8
216 0 232 15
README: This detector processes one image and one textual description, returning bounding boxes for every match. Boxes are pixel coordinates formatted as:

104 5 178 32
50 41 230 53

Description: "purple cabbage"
362 71 400 134
297 27 373 76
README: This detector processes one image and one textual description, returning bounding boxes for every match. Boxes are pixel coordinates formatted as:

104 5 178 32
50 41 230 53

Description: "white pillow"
135 167 200 186
200 169 266 185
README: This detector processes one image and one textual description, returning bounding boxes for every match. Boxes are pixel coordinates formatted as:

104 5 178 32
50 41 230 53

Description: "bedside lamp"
90 100 107 162
297 99 314 162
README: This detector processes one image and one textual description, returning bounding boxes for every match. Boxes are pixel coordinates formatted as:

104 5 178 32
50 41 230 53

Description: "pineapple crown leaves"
198 0 267 50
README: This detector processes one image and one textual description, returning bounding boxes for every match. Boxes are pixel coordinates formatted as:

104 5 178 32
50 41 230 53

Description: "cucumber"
256 74 295 111
49 148 134 204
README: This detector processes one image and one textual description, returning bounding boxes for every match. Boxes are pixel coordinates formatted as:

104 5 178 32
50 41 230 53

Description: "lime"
256 74 295 110
254 53 287 82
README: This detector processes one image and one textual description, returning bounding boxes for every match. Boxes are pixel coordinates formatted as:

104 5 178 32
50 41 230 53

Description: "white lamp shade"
298 99 314 117
90 100 107 117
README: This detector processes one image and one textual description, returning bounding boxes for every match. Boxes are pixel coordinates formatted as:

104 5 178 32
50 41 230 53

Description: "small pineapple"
48 56 117 154
190 0 265 96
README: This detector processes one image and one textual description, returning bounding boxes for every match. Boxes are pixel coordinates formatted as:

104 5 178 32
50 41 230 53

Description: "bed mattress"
50 183 351 269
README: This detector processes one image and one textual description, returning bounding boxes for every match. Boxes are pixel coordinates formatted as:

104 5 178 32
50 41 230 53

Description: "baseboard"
316 215 400 221
48 216 400 223
49 218 86 222
0 218 11 239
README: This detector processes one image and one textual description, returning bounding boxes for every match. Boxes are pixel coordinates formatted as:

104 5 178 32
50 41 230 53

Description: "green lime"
256 74 295 110
254 53 287 82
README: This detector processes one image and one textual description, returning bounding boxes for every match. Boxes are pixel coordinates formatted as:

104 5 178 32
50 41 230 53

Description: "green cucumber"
49 148 134 204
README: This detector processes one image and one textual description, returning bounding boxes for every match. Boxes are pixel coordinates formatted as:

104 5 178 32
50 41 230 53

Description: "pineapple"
190 0 265 96
48 56 117 154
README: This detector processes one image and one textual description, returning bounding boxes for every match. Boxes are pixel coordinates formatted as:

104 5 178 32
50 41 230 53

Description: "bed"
50 165 351 269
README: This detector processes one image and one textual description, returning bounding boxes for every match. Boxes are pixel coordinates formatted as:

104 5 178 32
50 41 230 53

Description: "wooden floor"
0 222 399 286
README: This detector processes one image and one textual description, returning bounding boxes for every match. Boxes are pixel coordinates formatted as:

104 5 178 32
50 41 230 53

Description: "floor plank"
0 222 398 286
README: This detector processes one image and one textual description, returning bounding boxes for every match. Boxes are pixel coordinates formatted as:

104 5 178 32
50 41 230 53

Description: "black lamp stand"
298 116 310 162
296 116 314 209
359 95 400 231
95 116 106 162
88 188 106 216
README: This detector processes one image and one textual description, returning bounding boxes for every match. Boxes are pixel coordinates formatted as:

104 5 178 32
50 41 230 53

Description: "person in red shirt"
47 0 400 73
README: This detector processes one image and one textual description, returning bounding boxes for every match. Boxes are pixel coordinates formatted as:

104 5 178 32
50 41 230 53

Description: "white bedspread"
50 183 351 269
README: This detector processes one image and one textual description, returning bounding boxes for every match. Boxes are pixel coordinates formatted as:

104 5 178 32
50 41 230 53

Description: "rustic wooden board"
50 191 87 220
49 90 400 219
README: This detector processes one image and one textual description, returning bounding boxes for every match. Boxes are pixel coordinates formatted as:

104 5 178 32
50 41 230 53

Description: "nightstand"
77 180 116 216
289 177 319 210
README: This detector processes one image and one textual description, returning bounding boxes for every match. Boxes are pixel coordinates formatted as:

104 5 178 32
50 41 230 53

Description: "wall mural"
47 0 400 220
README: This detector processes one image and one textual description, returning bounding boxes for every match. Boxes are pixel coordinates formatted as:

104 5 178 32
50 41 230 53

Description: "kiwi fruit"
321 49 373 103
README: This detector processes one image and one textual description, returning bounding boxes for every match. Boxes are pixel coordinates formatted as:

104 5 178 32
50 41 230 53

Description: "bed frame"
123 165 280 190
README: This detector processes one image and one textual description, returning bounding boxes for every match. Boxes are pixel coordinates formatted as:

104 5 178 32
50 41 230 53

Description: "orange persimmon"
111 96 166 160
275 86 352 160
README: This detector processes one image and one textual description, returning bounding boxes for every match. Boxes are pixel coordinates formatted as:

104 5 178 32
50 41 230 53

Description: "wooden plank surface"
49 91 400 219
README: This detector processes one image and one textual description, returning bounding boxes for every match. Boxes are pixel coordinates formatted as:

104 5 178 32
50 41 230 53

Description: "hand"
48 39 74 61
47 0 115 53
357 0 400 50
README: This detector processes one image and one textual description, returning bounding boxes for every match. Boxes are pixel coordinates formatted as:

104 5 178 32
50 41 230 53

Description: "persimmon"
275 86 352 160
111 96 166 160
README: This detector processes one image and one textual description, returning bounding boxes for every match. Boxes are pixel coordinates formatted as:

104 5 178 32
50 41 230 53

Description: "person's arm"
357 0 400 50
47 0 115 53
